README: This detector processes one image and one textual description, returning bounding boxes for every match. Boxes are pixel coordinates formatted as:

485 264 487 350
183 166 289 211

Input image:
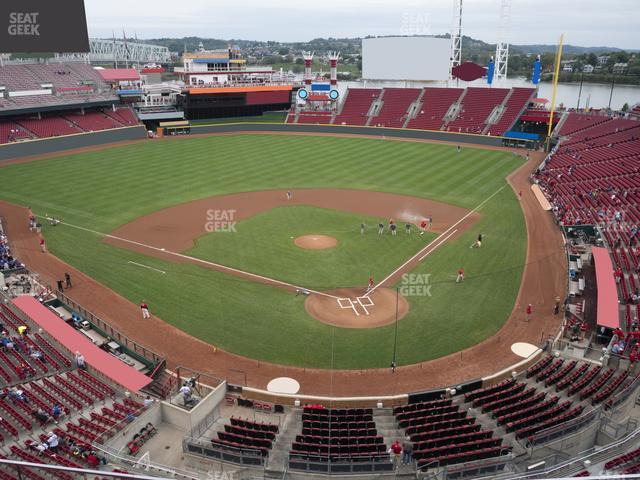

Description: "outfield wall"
0 123 504 163
190 123 506 147
0 125 148 162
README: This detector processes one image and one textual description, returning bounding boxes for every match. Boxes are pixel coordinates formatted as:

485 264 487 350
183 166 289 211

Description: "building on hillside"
612 62 629 74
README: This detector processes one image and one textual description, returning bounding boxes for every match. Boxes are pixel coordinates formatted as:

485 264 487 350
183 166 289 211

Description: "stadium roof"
12 296 152 393
97 68 140 82
592 246 619 330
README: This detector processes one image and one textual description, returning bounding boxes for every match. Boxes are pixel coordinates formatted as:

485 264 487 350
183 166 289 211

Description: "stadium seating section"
295 86 534 136
535 113 640 335
290 407 389 463
0 108 139 144
0 63 118 112
370 88 421 128
333 88 381 126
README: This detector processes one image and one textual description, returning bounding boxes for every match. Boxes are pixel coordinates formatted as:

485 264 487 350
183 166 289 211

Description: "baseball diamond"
0 5 638 479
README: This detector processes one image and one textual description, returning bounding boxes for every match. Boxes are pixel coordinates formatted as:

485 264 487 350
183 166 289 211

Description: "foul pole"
546 33 564 152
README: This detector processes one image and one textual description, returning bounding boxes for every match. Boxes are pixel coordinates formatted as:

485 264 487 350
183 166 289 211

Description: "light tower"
449 0 463 79
327 51 340 88
494 0 512 80
303 51 314 92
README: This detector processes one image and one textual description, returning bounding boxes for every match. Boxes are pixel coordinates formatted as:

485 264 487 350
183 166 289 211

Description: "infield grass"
188 205 437 288
0 134 526 368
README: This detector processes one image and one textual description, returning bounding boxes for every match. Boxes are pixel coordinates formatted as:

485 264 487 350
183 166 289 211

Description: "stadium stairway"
402 88 427 129
374 408 405 445
264 408 301 471
442 89 467 129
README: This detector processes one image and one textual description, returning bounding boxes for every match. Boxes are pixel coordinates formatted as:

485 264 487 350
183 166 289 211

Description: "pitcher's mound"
294 234 337 250
305 287 410 328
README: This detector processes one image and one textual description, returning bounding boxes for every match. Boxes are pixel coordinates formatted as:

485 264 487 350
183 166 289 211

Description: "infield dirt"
0 135 564 396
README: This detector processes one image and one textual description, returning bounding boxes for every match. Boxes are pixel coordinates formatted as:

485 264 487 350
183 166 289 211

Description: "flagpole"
546 33 564 152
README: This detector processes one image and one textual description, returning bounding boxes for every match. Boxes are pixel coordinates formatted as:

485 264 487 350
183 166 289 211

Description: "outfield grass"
188 205 436 288
0 134 526 368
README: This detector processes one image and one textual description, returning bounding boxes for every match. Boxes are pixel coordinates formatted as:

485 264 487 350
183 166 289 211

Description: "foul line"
369 183 508 294
127 261 166 274
40 216 341 301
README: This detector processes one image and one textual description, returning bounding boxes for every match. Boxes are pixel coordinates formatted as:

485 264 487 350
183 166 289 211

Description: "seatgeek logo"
7 12 40 36
0 0 89 52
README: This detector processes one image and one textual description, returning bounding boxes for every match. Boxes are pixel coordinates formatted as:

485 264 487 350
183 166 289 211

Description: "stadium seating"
406 87 463 131
104 107 140 126
63 111 121 132
0 121 32 144
534 114 640 339
0 107 139 144
16 117 82 138
558 112 612 136
0 63 118 112
334 88 381 126
212 417 279 457
290 407 388 463
446 87 510 134
486 87 535 136
370 88 421 128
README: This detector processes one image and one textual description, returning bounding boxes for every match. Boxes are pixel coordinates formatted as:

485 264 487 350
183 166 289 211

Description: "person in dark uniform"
64 273 72 289
56 280 64 293
360 222 366 235
378 222 384 235
390 223 397 236
405 223 411 234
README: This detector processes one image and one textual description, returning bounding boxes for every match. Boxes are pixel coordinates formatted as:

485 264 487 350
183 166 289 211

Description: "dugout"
158 120 191 137
502 131 541 149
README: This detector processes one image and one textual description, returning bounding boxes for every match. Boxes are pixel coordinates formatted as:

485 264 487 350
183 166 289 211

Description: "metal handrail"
0 458 185 479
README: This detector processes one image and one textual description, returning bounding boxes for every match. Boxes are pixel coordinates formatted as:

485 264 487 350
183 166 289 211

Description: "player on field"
420 219 427 235
456 268 464 283
378 222 384 235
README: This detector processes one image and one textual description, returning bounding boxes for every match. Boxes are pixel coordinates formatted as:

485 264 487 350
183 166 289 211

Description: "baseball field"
0 133 527 369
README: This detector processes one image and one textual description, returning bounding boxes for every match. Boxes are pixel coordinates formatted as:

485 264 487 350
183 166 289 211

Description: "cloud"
84 0 637 49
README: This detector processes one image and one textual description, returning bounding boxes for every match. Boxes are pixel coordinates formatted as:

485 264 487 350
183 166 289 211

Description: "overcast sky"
84 0 637 49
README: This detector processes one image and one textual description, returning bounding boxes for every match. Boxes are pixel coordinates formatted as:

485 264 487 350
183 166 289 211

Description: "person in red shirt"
420 219 428 236
389 440 402 464
367 275 374 293
140 301 150 319
614 268 623 284
39 237 46 253
86 452 100 468
456 268 464 283
525 304 533 322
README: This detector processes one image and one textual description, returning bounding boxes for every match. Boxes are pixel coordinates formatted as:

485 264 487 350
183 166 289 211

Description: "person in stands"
389 439 402 465
402 437 413 465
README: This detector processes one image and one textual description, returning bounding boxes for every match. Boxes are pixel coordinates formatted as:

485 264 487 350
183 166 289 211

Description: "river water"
338 77 640 111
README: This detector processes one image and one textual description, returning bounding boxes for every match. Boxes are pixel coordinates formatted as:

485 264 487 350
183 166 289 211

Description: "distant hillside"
144 34 635 57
